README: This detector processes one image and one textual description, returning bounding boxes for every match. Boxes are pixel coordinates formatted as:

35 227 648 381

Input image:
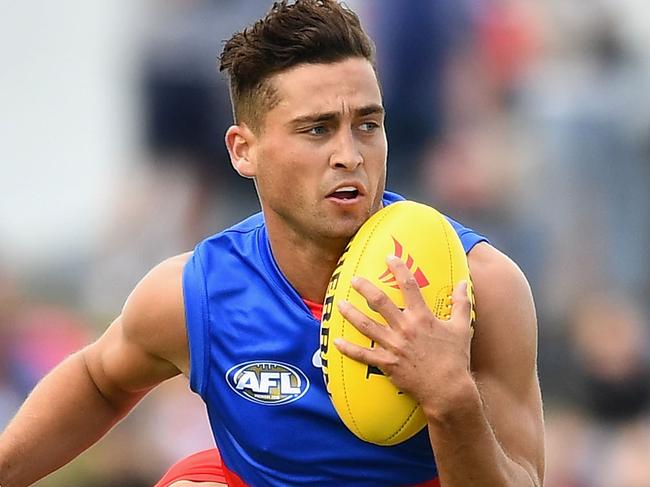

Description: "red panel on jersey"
303 298 323 321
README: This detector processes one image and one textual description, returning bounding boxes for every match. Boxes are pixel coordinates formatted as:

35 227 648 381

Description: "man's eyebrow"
289 112 338 126
356 104 385 117
288 104 385 126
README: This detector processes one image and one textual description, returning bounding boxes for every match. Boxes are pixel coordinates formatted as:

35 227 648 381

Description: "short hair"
219 0 376 132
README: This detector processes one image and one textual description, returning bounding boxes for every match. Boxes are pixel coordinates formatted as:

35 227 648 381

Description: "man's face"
250 57 387 242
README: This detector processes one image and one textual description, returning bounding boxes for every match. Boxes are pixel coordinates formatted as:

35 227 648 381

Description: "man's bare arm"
0 253 190 487
425 243 544 486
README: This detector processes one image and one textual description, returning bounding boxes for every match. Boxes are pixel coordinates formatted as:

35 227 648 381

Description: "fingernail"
386 255 398 264
351 276 360 285
338 299 348 309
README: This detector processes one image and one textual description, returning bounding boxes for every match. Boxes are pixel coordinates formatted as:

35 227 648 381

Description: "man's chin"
319 215 366 241
314 199 378 239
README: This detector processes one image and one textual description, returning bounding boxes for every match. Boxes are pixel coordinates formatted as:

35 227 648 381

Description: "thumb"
450 280 472 326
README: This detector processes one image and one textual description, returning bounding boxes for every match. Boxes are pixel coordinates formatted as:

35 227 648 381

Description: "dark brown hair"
219 0 375 132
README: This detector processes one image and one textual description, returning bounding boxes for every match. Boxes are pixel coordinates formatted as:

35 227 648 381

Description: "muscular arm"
336 242 544 486
0 253 191 487
425 243 544 486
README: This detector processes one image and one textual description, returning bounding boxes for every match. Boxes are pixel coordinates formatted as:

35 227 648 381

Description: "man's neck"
266 224 348 304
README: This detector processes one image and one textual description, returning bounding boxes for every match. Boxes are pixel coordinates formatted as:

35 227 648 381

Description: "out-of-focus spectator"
137 0 269 245
545 408 650 487
0 267 22 430
520 0 650 319
474 0 541 104
597 422 650 487
7 305 92 396
83 1 271 317
412 0 545 290
362 0 475 194
543 292 650 487
544 408 591 487
569 292 650 424
143 376 215 470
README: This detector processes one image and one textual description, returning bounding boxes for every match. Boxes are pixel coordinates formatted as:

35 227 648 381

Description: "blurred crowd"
2 1 650 485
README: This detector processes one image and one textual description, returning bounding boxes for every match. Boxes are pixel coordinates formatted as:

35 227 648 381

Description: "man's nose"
329 129 363 170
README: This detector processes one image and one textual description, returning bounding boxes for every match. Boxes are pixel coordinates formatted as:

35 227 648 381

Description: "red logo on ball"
378 237 430 289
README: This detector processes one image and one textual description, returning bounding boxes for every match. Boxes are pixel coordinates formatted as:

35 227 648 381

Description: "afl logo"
225 361 310 406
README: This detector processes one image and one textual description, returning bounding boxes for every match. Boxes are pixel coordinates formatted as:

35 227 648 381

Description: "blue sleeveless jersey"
183 191 487 486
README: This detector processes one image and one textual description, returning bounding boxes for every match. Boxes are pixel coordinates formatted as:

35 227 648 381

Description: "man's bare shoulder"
467 242 534 320
120 252 193 374
467 241 527 284
467 241 538 384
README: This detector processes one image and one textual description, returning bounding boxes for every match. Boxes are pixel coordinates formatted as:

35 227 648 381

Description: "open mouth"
328 186 360 200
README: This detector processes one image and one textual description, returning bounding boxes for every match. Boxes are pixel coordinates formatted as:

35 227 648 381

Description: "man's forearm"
0 350 145 487
425 378 540 487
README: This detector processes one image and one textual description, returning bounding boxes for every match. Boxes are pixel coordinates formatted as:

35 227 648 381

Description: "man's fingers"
333 338 375 365
349 276 403 326
385 255 428 311
333 337 394 371
337 299 390 344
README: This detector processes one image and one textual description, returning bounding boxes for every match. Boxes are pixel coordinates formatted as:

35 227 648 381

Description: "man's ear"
225 124 257 178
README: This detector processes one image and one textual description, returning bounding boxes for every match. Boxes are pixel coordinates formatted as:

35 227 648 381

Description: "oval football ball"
320 200 473 446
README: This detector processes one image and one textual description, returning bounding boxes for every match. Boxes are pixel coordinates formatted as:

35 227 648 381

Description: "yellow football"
320 200 473 445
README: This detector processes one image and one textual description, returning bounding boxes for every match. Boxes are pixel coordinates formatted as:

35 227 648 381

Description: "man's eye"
307 126 328 135
359 121 379 132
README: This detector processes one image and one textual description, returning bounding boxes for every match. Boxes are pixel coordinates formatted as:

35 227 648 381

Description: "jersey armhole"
444 215 489 254
183 247 210 397
457 229 488 254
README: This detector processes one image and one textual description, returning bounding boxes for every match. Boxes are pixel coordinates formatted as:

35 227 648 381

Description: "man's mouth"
330 186 359 200
328 186 360 200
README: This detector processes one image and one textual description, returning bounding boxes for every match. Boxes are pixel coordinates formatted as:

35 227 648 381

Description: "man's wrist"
421 372 481 426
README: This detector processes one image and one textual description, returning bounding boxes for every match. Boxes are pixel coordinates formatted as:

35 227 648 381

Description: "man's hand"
334 255 475 418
